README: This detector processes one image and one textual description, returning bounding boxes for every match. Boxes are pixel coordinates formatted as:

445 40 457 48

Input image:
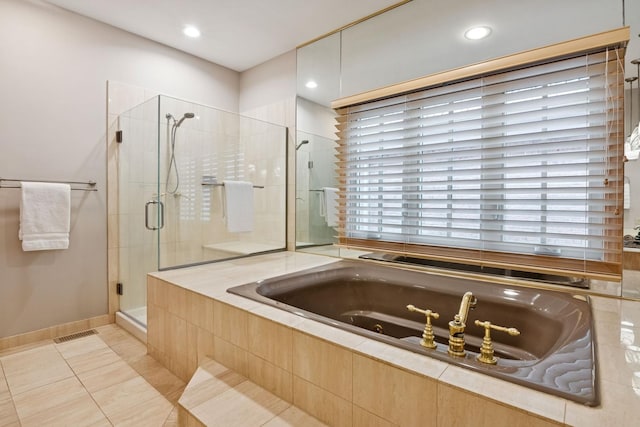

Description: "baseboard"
0 314 113 351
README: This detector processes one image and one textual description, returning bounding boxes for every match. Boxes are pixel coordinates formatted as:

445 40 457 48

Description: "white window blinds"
336 45 625 280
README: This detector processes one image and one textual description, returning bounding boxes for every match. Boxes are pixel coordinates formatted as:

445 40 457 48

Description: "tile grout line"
52 337 115 426
94 326 181 423
2 324 179 426
0 359 22 427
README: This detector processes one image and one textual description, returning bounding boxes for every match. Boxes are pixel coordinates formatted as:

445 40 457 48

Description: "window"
334 30 627 280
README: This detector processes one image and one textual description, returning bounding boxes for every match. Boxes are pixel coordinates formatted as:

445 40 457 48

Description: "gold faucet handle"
406 304 440 349
474 320 521 364
407 304 439 318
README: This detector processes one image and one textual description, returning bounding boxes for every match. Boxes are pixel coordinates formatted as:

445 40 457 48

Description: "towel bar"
202 182 264 189
0 178 97 191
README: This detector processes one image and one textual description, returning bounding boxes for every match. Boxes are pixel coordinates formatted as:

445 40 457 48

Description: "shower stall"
295 131 338 248
116 95 287 326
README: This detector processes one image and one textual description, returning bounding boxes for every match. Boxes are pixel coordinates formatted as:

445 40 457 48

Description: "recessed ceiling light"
305 80 318 89
183 25 201 38
464 26 492 40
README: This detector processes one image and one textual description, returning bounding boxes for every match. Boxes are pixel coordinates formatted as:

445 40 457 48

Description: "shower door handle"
145 200 165 230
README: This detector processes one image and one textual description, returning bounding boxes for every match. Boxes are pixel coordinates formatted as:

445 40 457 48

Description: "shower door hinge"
116 282 123 295
116 130 123 143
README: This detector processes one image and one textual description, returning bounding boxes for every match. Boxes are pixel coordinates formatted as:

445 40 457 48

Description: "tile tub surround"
147 251 640 426
178 357 328 426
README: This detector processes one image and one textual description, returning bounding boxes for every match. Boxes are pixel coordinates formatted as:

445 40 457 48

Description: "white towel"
19 182 71 251
624 182 631 209
223 180 254 233
626 125 640 160
320 187 339 227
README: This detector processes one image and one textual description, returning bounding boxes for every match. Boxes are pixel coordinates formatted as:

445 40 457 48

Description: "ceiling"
43 0 405 72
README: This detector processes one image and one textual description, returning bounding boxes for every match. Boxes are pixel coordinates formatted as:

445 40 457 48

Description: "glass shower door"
117 97 161 326
116 94 288 328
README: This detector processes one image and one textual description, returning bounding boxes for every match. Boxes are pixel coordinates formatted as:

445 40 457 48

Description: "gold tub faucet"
448 291 477 357
474 320 520 364
406 304 440 349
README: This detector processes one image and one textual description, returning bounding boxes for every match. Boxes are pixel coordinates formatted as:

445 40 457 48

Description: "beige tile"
437 383 562 427
0 339 53 358
190 380 290 426
147 275 157 305
262 406 328 427
1 344 74 395
108 394 174 427
565 379 640 427
17 382 109 427
0 391 19 426
151 278 169 310
213 336 249 377
92 376 164 423
248 314 293 371
165 311 188 368
178 406 206 427
128 354 186 405
354 339 448 379
166 282 189 320
0 343 59 373
76 360 139 393
353 354 437 426
55 334 109 359
186 323 199 377
353 405 397 427
0 364 7 394
0 317 109 354
109 333 148 363
147 303 165 352
296 317 368 351
20 399 111 427
292 331 352 400
187 291 215 332
437 365 565 423
214 301 249 350
247 353 293 402
597 343 639 388
292 376 352 427
65 346 122 374
96 323 136 348
196 327 215 365
12 376 88 420
179 363 245 410
163 406 179 427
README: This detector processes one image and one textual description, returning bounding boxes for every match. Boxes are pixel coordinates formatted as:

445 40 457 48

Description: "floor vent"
53 329 97 343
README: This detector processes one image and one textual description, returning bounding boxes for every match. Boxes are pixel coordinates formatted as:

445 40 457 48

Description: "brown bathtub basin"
228 260 598 405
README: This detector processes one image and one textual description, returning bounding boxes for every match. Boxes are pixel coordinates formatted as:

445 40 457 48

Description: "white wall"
340 0 625 97
0 0 239 338
239 50 296 116
239 50 297 249
296 98 335 139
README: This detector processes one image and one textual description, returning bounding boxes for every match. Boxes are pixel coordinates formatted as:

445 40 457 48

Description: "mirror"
295 32 341 255
295 0 640 297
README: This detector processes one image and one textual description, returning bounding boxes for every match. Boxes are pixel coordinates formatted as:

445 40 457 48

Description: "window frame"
333 28 629 282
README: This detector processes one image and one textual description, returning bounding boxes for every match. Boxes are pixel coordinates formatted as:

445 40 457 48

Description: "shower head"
175 112 195 128
296 140 309 150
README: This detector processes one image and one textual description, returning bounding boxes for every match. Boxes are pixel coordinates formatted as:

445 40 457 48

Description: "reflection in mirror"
624 81 640 299
295 0 640 298
295 131 338 249
295 31 342 257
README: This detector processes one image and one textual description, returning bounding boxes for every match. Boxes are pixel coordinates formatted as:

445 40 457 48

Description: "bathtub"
228 259 598 405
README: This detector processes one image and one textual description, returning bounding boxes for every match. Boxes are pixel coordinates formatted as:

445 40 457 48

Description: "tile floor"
0 324 185 426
